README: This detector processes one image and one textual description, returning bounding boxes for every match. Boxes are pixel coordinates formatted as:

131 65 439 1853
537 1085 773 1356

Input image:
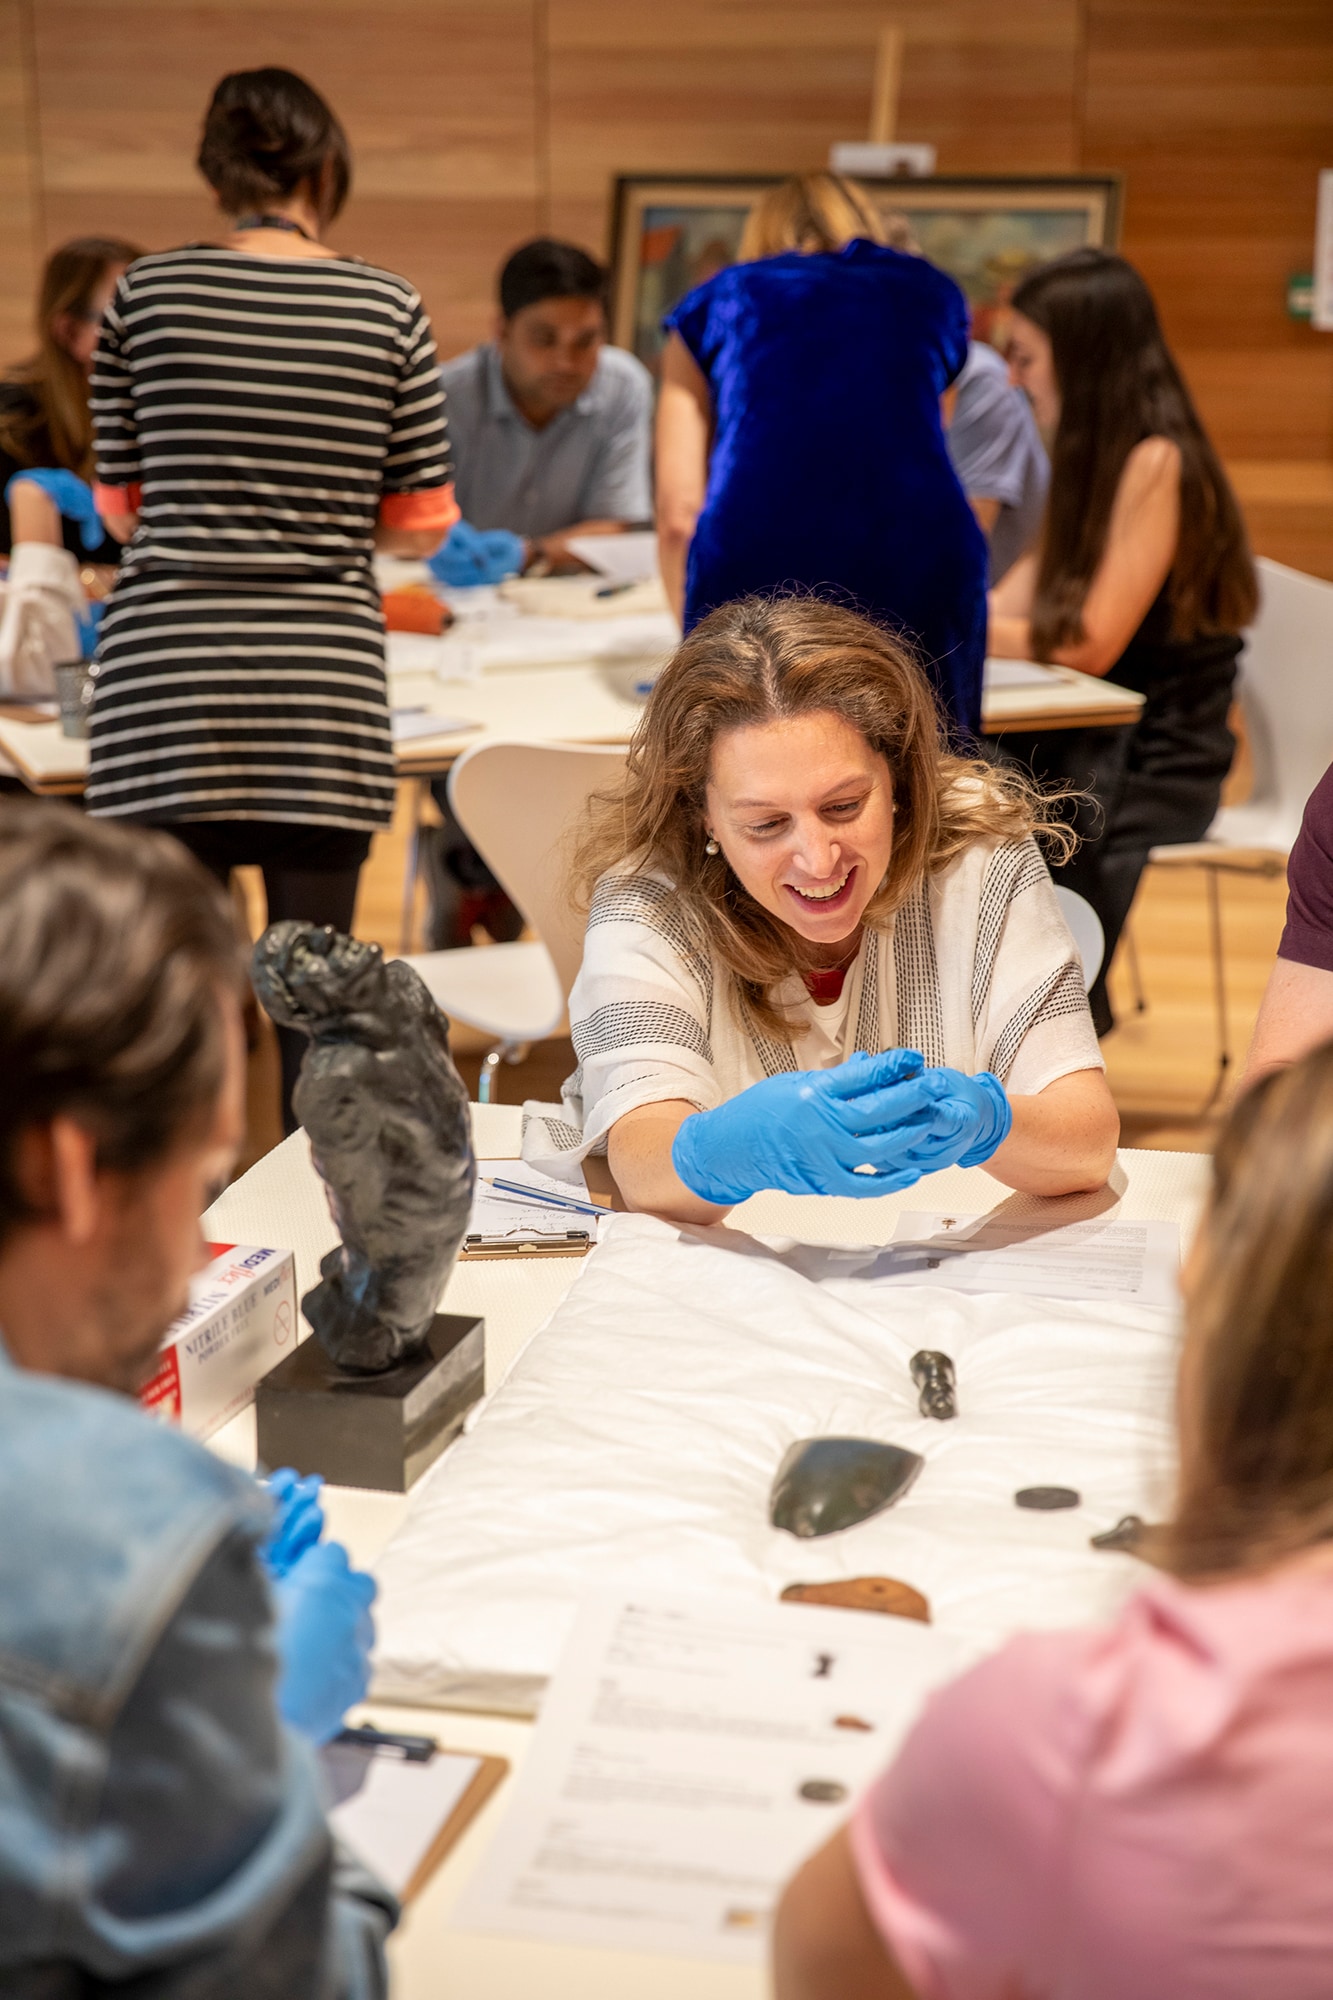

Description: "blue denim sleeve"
76 1527 396 1997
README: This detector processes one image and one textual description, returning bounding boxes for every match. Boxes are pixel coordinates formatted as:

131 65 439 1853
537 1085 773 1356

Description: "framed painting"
609 174 1122 373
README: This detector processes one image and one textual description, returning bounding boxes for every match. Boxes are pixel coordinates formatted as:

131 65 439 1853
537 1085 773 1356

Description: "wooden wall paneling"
23 0 541 363
0 0 41 361
545 1 1082 253
1080 0 1333 463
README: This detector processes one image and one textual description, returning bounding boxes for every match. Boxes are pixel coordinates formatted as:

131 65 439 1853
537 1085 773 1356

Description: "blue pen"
483 1175 604 1219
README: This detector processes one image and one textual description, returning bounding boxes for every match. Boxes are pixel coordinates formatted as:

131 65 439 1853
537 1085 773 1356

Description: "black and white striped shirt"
86 246 456 830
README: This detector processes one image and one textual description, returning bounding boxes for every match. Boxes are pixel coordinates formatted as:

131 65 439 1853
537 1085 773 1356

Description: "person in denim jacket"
0 801 395 1998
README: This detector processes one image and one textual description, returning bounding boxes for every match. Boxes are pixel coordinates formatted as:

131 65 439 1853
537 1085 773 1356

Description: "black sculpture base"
254 1313 485 1493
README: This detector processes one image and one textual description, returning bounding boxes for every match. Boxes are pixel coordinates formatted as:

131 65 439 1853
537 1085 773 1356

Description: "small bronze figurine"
252 922 476 1374
910 1349 957 1420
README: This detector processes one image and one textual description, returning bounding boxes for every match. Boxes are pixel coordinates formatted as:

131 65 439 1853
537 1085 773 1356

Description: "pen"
594 579 636 598
334 1723 436 1763
482 1174 604 1219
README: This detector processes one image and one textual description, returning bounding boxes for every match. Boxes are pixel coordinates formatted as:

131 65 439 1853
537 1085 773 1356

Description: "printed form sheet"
453 1593 963 1962
876 1209 1181 1307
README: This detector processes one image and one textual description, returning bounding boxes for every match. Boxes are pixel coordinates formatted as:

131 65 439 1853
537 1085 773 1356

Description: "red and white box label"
139 1242 299 1440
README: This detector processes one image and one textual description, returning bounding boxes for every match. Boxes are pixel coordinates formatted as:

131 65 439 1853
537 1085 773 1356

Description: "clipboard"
323 1734 510 1904
460 1228 592 1260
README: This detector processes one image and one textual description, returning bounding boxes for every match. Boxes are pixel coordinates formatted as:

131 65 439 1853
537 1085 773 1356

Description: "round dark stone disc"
1015 1485 1081 1511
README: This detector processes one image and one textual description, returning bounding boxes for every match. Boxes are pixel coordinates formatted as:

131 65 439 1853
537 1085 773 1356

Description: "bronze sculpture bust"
252 922 475 1375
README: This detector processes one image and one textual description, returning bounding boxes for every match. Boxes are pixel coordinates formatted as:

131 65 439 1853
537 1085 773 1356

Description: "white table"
204 1112 1207 2000
0 654 1143 798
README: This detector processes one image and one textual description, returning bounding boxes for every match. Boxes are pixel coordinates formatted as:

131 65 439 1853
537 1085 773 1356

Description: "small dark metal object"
255 1310 484 1493
798 1780 848 1804
251 922 475 1374
910 1350 957 1420
770 1437 924 1539
1091 1513 1147 1553
1015 1485 1082 1511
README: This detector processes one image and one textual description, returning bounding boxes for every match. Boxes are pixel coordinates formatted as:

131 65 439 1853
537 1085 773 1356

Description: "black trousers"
995 661 1237 1034
162 820 372 1132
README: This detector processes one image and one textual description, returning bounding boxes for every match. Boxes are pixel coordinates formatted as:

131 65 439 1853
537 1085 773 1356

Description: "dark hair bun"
198 68 351 223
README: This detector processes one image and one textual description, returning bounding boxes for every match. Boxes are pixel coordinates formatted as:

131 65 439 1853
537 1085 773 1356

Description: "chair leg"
1122 917 1148 1014
477 1041 531 1104
1199 865 1231 1114
399 777 427 956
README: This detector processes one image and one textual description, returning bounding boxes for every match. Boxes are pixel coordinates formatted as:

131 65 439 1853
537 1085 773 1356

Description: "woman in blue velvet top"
656 173 988 735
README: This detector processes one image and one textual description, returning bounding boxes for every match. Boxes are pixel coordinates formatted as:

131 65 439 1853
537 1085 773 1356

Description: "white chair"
1053 886 1104 992
1132 557 1333 1096
402 741 627 1100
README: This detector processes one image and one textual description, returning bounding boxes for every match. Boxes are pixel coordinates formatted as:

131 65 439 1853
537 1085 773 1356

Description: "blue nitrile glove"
671 1048 937 1204
273 1540 377 1744
427 518 525 587
259 1467 326 1581
834 1056 1014 1185
5 469 105 552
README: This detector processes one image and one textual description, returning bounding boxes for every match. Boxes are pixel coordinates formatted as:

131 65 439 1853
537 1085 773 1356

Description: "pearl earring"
705 836 720 856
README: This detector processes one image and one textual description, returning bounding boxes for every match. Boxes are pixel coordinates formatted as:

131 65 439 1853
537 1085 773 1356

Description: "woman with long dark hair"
775 1040 1333 1999
988 247 1257 1033
87 67 456 1127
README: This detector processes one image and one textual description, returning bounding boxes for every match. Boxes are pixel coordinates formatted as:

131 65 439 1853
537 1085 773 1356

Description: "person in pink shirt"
773 1041 1333 2000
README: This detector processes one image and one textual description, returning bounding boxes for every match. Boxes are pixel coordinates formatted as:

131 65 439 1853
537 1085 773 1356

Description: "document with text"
452 1592 963 1962
878 1209 1180 1306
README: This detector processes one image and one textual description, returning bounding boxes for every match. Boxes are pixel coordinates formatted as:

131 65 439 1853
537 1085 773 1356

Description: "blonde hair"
574 596 1068 1040
739 172 887 261
1156 1046 1333 1579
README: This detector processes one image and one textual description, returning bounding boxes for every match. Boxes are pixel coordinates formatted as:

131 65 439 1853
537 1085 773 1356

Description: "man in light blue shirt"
439 238 652 570
428 242 654 945
946 341 1049 584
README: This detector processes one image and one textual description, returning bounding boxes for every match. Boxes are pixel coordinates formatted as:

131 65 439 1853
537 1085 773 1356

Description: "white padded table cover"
371 1156 1209 1716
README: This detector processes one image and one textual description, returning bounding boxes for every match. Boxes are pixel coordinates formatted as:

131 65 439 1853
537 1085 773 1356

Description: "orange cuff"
94 480 142 515
377 483 460 534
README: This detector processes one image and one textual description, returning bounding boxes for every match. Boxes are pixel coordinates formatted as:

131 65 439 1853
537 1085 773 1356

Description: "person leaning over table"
521 595 1119 1220
85 66 456 1130
423 237 654 948
0 800 391 1998
655 172 988 737
775 1039 1333 2000
988 247 1257 1038
1242 757 1333 1081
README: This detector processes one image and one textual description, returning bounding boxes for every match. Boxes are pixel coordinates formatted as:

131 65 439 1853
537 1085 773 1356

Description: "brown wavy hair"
574 596 1067 1039
0 236 142 478
1013 249 1257 657
1157 1045 1333 1580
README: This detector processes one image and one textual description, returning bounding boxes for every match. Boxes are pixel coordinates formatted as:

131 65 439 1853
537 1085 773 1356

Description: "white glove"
0 542 85 698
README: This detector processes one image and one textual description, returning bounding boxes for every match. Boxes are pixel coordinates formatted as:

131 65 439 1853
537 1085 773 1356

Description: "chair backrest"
1235 558 1333 837
1052 885 1105 992
447 740 628 1000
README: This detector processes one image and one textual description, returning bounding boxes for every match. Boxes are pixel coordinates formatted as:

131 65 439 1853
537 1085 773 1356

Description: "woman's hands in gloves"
669 1049 1012 1205
273 1540 377 1744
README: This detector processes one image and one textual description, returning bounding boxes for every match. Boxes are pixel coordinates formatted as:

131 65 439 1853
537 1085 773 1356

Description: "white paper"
983 655 1060 690
390 708 480 743
873 1209 1180 1306
323 1741 481 1896
563 529 659 585
452 1592 963 1962
470 1157 607 1241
